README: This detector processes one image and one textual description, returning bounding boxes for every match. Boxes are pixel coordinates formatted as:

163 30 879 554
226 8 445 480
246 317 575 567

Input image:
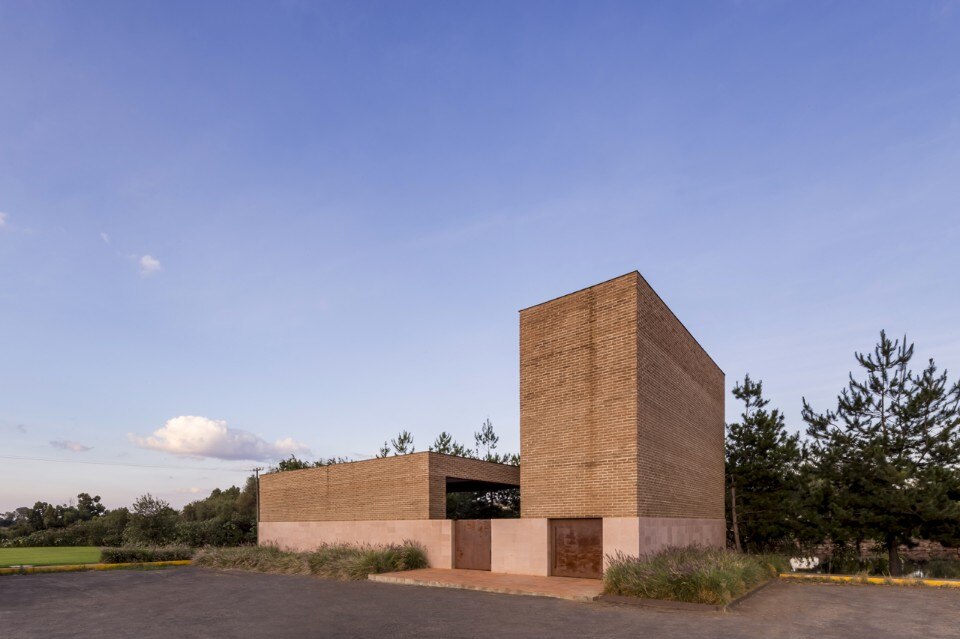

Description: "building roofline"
261 449 519 477
518 270 724 375
517 271 639 313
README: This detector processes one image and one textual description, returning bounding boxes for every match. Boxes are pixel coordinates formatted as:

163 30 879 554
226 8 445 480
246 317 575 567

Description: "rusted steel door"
454 519 491 570
550 518 603 579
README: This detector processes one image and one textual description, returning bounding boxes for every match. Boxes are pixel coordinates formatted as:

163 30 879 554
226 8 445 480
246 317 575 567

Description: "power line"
0 455 255 473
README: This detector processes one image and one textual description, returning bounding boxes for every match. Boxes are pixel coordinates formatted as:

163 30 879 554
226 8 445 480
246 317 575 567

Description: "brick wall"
428 453 521 519
519 272 724 520
259 452 520 522
260 454 431 522
636 274 725 519
520 273 640 518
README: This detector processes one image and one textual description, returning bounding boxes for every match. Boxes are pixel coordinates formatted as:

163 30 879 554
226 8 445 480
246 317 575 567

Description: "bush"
123 495 179 546
194 545 308 574
923 559 960 579
100 545 195 564
603 546 781 605
755 553 791 574
306 542 428 580
174 518 254 547
194 541 427 580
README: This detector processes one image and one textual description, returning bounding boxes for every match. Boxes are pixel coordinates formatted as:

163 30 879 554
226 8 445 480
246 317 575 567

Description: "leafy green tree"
41 503 61 529
125 494 178 545
725 375 804 552
76 493 106 520
803 331 960 575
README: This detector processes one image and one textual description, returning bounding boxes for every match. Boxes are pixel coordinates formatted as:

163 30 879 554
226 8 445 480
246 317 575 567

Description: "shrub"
306 542 428 580
194 545 308 574
923 559 960 579
755 553 791 574
603 546 781 605
100 546 195 564
174 517 254 547
123 495 179 546
194 541 427 580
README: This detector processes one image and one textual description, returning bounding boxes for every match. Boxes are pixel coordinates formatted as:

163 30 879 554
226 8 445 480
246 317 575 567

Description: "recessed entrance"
550 518 603 579
454 519 491 570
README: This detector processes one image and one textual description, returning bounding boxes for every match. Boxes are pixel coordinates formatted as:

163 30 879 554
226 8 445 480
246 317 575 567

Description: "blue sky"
2 1 959 511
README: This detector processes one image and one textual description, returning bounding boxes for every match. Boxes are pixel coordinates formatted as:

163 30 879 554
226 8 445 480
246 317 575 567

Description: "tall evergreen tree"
390 430 415 455
474 418 499 460
803 331 960 575
430 431 472 457
725 375 803 552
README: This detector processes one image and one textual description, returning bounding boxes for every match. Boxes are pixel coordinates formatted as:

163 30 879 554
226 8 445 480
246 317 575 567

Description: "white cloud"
139 254 161 275
175 487 203 495
0 212 7 228
50 440 92 452
130 415 311 461
100 232 110 244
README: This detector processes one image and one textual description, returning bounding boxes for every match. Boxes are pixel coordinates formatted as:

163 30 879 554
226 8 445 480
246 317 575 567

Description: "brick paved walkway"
368 568 603 601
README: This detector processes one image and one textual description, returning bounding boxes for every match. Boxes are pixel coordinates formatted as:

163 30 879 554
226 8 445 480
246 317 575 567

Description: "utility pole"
253 467 263 545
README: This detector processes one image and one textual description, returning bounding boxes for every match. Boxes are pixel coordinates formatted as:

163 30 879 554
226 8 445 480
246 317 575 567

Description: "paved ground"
370 567 603 601
1 567 958 638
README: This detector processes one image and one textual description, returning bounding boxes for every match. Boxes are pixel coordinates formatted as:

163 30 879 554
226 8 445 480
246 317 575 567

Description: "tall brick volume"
519 271 724 521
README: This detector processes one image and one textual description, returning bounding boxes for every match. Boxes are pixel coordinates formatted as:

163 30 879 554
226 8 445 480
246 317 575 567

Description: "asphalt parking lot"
1 567 958 638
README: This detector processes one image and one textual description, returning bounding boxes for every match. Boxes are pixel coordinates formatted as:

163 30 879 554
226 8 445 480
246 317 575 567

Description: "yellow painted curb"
0 560 192 576
779 572 960 588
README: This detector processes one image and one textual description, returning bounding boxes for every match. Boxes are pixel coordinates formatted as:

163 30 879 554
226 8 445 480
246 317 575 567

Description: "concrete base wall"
604 516 725 567
602 517 640 568
637 517 726 555
259 520 454 569
491 519 549 576
261 516 725 578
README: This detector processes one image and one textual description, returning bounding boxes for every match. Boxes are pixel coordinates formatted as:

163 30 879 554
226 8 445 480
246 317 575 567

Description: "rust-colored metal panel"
550 518 603 579
454 519 491 570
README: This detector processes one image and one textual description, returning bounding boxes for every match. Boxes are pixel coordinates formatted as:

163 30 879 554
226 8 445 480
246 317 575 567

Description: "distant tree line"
0 479 257 548
726 331 960 575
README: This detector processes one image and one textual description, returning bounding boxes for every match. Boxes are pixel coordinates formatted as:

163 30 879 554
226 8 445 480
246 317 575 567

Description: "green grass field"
0 547 101 567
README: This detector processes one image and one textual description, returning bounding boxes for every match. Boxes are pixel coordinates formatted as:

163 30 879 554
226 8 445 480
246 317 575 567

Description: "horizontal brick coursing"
520 275 640 518
636 274 725 519
520 272 724 521
428 454 521 519
259 452 519 522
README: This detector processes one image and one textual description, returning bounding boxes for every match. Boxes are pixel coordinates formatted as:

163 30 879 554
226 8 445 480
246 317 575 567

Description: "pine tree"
803 331 960 575
725 375 803 552
390 430 415 455
430 431 472 457
474 418 499 461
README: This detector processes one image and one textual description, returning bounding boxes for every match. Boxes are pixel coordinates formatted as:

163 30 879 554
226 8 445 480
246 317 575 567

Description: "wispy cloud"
50 440 92 452
175 487 203 495
139 254 161 276
0 212 7 228
130 415 310 461
100 232 110 244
